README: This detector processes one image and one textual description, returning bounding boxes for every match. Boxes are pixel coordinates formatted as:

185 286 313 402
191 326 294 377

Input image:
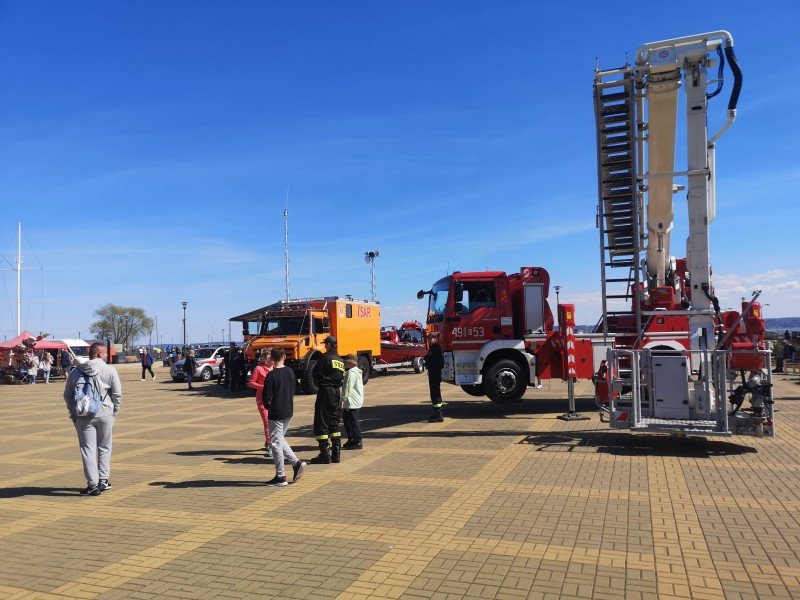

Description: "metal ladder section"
594 68 643 338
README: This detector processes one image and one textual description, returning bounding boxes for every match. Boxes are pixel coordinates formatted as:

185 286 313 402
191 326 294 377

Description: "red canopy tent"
0 331 35 350
34 339 68 351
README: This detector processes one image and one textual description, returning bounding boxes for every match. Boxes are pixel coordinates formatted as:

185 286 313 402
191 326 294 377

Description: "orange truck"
230 297 381 393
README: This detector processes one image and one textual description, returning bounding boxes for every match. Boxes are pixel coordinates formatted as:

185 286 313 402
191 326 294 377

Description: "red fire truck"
417 266 599 405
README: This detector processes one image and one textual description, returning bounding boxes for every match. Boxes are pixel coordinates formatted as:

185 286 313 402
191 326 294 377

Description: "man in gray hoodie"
63 342 123 496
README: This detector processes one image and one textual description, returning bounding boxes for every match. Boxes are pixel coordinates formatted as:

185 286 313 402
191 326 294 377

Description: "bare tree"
89 304 154 349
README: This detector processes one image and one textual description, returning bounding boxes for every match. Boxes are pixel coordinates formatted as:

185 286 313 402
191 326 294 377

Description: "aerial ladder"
593 32 774 437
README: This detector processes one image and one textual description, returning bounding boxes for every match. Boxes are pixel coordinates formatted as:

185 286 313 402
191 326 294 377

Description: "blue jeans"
186 374 194 388
343 408 362 444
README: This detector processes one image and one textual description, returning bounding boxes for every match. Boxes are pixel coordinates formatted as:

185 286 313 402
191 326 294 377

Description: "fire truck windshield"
259 315 309 336
428 278 451 323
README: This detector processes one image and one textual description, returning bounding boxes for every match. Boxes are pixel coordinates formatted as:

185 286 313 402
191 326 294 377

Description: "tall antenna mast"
365 250 380 302
16 222 22 335
284 186 290 302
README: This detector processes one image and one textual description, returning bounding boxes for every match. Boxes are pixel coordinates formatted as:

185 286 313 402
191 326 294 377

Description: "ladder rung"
602 123 631 135
600 91 630 103
600 103 630 115
600 113 632 124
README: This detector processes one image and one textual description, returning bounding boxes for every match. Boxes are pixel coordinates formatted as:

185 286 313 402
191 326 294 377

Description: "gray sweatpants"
73 408 114 486
269 418 299 478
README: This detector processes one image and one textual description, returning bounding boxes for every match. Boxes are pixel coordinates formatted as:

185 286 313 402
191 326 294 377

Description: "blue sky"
0 1 798 344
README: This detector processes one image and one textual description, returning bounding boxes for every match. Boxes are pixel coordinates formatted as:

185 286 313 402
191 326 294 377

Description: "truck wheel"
461 383 486 397
483 359 527 403
200 367 213 382
358 355 371 385
301 357 319 395
412 357 425 374
460 384 485 397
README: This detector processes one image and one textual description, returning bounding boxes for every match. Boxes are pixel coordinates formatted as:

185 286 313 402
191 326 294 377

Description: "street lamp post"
182 302 188 348
554 285 561 305
123 317 131 351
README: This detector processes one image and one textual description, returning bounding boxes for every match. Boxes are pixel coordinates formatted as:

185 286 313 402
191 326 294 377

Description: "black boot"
309 440 331 464
428 407 444 422
331 437 341 463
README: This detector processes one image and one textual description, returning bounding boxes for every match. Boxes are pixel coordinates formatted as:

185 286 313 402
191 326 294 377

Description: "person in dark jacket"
310 336 345 464
230 347 243 392
183 349 197 390
263 347 305 486
775 340 796 373
424 332 445 422
140 348 156 381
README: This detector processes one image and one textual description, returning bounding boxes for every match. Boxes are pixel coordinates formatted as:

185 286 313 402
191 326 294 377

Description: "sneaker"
152 375 157 381
141 378 146 381
265 475 288 487
98 479 112 491
343 442 363 450
80 484 101 496
292 461 306 483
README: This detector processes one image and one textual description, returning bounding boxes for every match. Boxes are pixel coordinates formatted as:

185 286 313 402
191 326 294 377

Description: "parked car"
170 346 226 382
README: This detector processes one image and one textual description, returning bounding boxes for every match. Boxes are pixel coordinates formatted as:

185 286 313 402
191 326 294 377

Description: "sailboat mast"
16 222 21 335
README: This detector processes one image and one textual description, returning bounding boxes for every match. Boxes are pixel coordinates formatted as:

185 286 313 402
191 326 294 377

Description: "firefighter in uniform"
424 332 445 422
310 336 346 464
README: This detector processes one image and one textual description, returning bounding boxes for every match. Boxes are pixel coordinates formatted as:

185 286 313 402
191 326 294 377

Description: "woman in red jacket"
248 348 274 455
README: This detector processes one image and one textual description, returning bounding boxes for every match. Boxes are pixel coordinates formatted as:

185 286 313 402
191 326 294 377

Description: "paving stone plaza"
1 364 799 599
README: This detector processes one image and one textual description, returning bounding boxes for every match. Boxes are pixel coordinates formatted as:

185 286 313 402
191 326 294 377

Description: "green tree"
89 304 154 349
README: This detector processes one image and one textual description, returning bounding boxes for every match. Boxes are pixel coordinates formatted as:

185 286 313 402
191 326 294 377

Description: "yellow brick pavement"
0 364 799 599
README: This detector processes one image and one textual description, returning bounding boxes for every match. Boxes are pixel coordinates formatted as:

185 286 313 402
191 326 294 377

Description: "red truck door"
448 278 503 350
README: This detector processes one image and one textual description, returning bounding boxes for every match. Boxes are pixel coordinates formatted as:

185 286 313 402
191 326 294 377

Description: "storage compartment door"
524 284 545 334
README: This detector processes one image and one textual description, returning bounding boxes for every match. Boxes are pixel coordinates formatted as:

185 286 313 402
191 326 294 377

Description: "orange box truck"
231 297 381 393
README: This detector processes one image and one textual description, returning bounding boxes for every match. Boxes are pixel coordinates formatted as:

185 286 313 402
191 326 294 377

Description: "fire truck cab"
419 266 597 403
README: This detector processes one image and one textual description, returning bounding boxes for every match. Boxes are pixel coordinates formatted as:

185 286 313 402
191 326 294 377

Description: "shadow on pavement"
0 486 80 498
172 448 265 456
521 430 758 458
149 480 266 488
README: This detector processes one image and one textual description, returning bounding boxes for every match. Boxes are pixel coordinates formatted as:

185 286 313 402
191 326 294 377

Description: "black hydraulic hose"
724 45 743 111
706 47 724 99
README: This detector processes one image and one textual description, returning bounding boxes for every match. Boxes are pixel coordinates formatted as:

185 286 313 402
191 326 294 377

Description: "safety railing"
605 347 774 437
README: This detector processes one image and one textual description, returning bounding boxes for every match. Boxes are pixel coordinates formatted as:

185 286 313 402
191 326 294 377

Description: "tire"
358 355 371 385
301 355 319 395
412 356 425 374
460 384 485 397
200 367 213 382
483 358 527 403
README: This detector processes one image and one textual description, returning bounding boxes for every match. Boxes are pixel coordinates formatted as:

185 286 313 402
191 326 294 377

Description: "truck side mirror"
454 281 464 302
417 290 425 300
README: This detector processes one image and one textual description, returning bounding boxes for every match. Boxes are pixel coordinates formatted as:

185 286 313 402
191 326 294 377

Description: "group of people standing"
220 346 250 391
246 335 364 485
63 332 442 495
22 351 56 384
